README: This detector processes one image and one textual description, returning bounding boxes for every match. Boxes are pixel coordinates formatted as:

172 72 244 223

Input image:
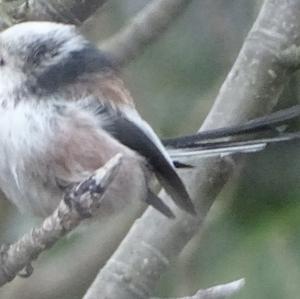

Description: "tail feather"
146 189 175 218
163 105 300 149
168 132 300 160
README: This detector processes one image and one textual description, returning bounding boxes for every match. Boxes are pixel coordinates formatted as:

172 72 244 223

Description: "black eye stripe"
27 39 61 65
27 45 46 65
35 45 115 93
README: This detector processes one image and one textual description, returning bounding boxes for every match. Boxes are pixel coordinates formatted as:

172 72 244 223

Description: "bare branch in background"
0 154 122 287
100 0 193 66
152 278 245 299
1 0 193 69
0 0 108 30
83 0 300 298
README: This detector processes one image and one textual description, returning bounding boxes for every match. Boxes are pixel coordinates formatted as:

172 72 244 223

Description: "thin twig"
0 154 122 287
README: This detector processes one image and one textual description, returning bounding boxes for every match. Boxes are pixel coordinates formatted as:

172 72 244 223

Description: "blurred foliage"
0 1 300 298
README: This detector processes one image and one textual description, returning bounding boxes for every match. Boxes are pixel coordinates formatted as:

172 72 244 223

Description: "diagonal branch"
0 154 122 287
83 0 300 298
101 0 193 66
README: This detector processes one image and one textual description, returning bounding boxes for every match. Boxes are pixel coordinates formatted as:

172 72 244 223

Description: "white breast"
0 99 61 215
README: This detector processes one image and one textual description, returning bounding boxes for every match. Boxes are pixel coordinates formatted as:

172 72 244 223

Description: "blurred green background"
0 0 300 298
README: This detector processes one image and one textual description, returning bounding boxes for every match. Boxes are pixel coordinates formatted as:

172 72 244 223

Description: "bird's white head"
0 21 113 96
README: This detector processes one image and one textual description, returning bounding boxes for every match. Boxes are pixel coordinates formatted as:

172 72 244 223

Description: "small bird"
0 21 196 219
0 22 299 221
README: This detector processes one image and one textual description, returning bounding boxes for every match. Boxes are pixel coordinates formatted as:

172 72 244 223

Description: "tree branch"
0 0 108 29
100 0 193 66
0 154 122 287
83 0 300 298
0 0 198 295
152 278 245 299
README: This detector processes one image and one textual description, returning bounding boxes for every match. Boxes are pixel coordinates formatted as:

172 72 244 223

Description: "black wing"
106 112 196 215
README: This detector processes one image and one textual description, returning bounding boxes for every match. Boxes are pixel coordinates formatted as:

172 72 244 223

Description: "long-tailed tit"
0 22 299 220
0 21 196 219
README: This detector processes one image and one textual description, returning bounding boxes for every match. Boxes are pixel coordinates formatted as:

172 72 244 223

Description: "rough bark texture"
0 154 121 287
83 0 300 298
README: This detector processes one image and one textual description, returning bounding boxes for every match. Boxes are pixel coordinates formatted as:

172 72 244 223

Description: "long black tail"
163 105 300 159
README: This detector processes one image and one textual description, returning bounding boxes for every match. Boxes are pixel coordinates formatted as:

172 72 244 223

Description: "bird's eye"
49 49 59 58
34 45 47 57
0 57 5 66
30 44 48 65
